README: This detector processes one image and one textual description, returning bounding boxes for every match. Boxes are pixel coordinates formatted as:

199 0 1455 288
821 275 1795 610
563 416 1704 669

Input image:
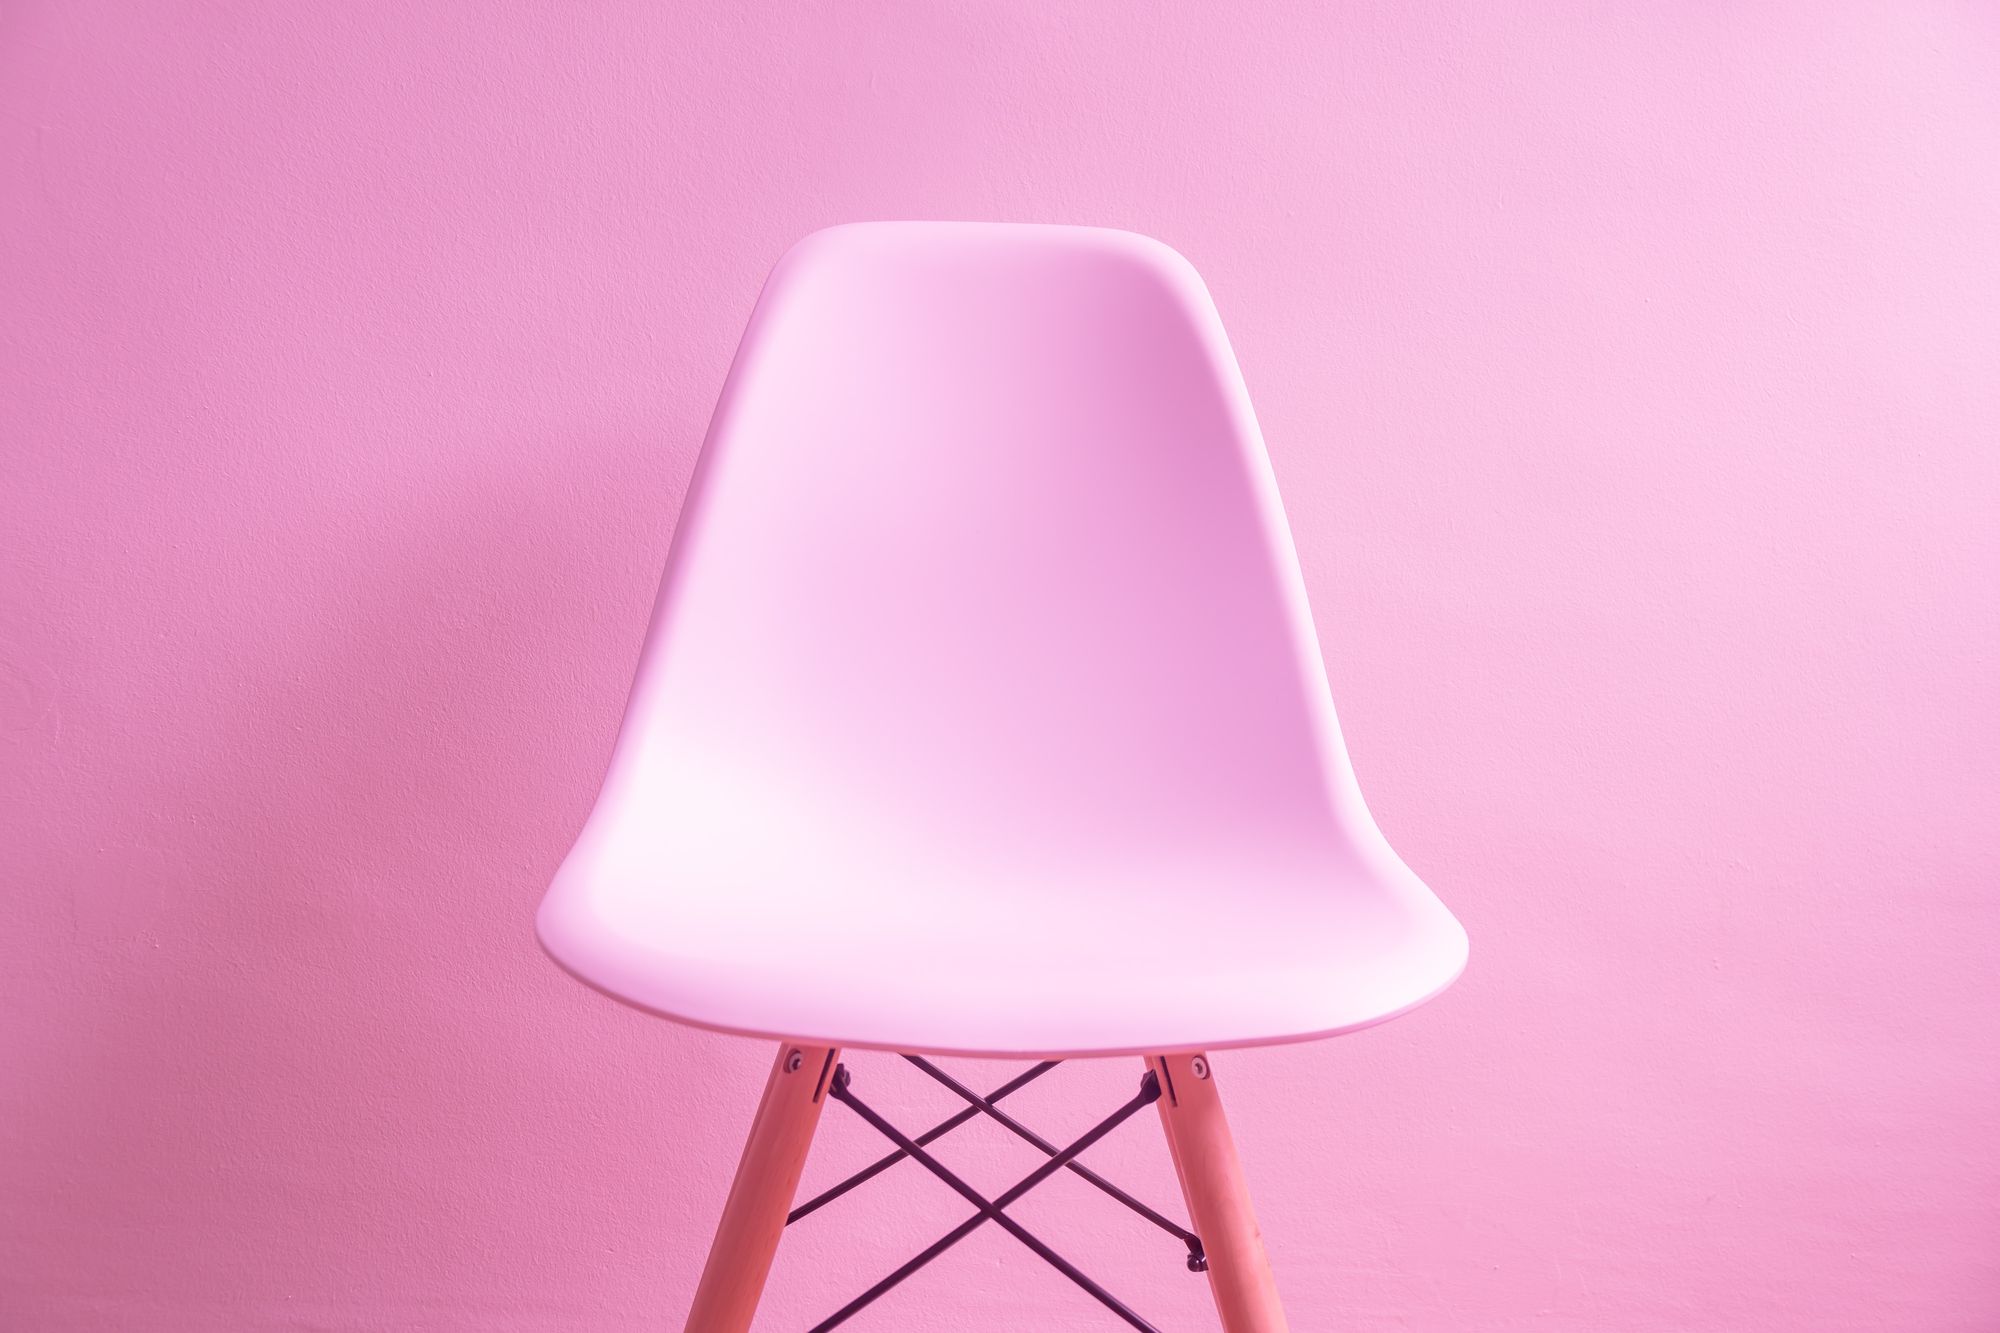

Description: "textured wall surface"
2 3 1996 1330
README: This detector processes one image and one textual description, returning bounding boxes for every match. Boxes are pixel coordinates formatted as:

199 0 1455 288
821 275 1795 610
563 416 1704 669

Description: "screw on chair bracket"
788 1059 1205 1331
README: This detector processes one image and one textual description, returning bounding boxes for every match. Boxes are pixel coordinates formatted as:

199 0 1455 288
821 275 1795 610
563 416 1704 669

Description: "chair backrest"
567 223 1404 921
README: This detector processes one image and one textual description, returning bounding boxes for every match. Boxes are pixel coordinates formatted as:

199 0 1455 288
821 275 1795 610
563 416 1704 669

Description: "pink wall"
3 3 1996 1329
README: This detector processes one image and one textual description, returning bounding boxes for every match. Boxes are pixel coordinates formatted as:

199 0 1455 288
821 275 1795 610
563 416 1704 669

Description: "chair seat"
537 222 1467 1058
538 835 1466 1057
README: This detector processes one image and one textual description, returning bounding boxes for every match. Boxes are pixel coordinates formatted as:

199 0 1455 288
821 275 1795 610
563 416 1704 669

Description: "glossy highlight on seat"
538 222 1466 1057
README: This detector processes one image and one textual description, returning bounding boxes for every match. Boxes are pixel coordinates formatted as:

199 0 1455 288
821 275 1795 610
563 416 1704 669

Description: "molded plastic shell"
538 222 1466 1057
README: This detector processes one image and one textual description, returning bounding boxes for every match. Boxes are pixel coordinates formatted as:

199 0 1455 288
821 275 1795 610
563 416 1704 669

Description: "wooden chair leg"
1146 1053 1289 1333
684 1042 840 1333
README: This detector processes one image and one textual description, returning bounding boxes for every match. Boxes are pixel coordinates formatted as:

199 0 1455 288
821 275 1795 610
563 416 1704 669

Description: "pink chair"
539 222 1466 1331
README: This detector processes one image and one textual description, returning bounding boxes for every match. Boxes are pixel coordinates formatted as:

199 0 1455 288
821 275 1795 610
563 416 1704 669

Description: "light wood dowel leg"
1147 1053 1289 1333
684 1042 839 1332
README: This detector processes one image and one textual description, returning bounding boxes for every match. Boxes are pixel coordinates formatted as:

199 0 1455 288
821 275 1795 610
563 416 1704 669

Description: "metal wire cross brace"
789 1058 1208 1331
